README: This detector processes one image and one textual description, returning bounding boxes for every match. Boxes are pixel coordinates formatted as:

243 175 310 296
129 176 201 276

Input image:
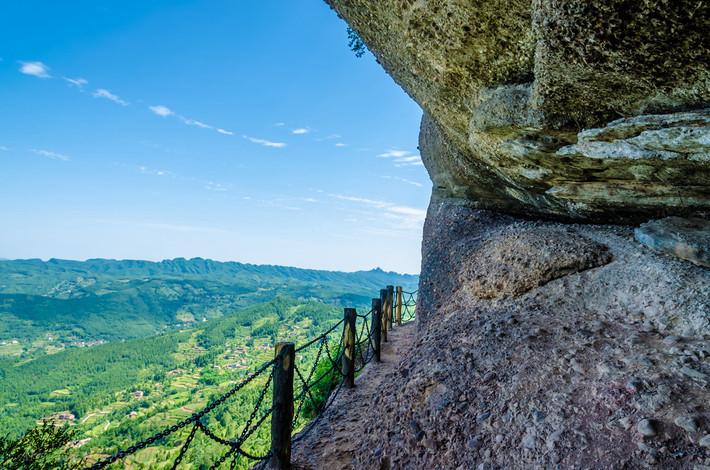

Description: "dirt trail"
289 322 417 470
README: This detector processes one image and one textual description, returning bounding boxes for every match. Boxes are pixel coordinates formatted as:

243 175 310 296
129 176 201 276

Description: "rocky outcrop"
635 217 710 267
327 0 710 220
312 3 710 468
418 196 709 334
461 226 612 299
295 197 709 469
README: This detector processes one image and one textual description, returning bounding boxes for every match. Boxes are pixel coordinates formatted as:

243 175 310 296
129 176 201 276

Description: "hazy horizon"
0 0 427 273
0 255 420 275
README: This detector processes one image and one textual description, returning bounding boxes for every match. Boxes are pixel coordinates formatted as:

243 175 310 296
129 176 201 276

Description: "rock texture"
283 325 417 470
461 226 612 299
635 217 710 268
418 196 710 333
311 3 710 468
327 0 710 220
289 197 710 469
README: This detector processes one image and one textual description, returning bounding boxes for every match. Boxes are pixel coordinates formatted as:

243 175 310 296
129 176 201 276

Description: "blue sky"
0 0 427 273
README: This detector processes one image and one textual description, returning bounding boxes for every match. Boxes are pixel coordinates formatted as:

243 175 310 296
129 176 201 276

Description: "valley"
0 258 417 467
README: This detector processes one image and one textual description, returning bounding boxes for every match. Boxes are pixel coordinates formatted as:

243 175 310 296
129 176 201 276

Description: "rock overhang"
327 0 710 222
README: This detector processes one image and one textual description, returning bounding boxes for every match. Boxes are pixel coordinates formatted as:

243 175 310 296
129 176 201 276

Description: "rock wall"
327 0 710 221
291 198 710 469
317 3 710 467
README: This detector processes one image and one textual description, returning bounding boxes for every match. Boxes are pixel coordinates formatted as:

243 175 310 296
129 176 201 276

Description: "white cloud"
181 118 212 129
377 149 423 167
331 193 426 230
291 128 309 135
315 133 341 142
19 61 51 78
244 136 287 148
149 106 233 136
381 175 424 187
333 194 390 208
138 165 173 177
31 149 70 161
335 143 347 147
205 181 228 192
93 88 129 106
394 156 424 167
63 77 88 88
274 122 285 127
378 149 410 158
149 105 174 117
387 206 427 218
381 206 426 229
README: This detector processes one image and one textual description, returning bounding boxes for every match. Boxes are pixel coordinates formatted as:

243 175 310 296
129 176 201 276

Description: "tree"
347 28 367 58
0 420 81 469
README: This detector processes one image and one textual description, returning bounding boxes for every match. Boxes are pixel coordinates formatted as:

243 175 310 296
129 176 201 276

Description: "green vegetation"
0 420 80 469
299 346 342 421
0 332 189 435
0 257 416 346
347 27 367 58
0 258 417 468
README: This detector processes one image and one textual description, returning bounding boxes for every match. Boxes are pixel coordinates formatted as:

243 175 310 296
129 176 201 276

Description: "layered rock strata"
328 0 710 221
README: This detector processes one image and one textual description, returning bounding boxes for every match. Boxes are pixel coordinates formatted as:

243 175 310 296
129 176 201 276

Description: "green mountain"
0 296 342 440
0 257 418 345
0 257 418 455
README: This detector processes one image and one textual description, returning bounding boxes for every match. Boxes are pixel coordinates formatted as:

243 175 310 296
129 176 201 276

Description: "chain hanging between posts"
85 289 417 470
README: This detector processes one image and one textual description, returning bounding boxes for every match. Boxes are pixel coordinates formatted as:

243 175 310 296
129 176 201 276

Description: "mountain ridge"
4 257 417 277
0 257 418 344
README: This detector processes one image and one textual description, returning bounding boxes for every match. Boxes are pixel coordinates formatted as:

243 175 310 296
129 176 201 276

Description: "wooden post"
270 342 295 470
380 289 388 342
342 308 356 388
386 285 394 329
371 298 382 362
396 286 403 326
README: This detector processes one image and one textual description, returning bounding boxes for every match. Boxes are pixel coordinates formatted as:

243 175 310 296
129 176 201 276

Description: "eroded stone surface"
418 196 710 335
635 217 710 268
289 198 710 469
558 111 710 161
422 105 710 222
327 0 710 220
461 226 612 299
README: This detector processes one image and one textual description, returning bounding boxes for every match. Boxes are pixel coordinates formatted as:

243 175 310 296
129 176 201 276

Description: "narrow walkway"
290 322 416 470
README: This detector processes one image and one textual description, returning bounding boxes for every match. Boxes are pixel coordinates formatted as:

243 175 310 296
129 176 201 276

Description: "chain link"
86 291 417 469
170 423 198 470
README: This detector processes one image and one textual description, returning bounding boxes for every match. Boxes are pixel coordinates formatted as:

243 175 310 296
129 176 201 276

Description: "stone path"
289 322 417 470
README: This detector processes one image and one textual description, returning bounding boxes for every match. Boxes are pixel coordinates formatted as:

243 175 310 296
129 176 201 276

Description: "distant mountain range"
0 258 418 440
0 257 418 343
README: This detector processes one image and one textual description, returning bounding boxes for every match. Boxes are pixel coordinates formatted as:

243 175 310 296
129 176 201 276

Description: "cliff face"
287 198 710 469
328 0 710 221
313 2 710 468
363 200 709 469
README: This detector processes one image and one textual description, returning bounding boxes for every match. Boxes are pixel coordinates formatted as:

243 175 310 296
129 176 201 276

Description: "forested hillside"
0 257 417 346
0 258 417 467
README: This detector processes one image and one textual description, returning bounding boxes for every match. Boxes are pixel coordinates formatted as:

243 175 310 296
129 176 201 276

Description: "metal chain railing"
86 286 417 469
88 355 277 469
354 309 375 372
401 290 417 323
292 319 346 429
